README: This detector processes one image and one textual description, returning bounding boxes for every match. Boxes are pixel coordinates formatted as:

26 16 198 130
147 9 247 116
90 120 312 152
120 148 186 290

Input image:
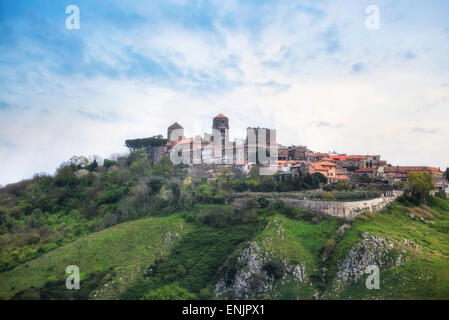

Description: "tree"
407 171 435 204
249 165 261 184
312 172 328 185
55 165 77 186
445 168 449 181
152 156 174 178
87 159 98 172
125 136 168 153
103 159 117 169
216 167 233 192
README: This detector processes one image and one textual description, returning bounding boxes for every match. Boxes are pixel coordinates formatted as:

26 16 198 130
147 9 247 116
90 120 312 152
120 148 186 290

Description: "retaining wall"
234 191 403 220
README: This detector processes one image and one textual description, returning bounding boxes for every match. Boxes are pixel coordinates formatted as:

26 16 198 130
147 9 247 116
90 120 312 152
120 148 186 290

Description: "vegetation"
1 146 448 300
0 151 184 272
231 170 327 193
324 195 449 299
406 171 435 204
125 136 168 153
0 215 192 299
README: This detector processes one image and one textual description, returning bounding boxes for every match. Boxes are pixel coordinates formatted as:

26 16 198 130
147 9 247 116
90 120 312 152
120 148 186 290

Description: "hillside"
0 214 192 299
1 151 449 300
323 196 449 299
1 196 448 300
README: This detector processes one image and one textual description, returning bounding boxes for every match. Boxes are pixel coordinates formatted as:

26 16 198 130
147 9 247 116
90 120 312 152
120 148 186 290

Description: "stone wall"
234 191 403 220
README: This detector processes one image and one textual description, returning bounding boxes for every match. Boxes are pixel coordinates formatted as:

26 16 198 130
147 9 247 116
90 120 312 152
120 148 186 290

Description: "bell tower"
212 114 229 159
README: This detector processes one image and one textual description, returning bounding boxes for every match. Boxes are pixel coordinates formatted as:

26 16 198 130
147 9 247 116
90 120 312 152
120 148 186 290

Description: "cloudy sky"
0 0 448 185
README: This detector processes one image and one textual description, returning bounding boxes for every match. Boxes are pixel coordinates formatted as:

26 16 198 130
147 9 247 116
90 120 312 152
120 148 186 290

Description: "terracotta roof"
329 155 347 161
174 138 194 144
214 114 227 118
311 163 327 172
316 154 366 161
345 155 366 160
276 160 297 165
318 161 338 167
384 166 442 174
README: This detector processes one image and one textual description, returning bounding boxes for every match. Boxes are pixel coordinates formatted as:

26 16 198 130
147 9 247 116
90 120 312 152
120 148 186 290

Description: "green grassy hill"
323 196 449 299
0 214 193 299
1 197 449 300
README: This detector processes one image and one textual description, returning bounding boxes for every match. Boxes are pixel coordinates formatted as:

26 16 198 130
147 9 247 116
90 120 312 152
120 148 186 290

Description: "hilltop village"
2 113 449 301
125 114 449 194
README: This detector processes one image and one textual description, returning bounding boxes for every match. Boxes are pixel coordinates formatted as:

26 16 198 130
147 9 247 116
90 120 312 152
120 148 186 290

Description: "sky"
0 0 448 185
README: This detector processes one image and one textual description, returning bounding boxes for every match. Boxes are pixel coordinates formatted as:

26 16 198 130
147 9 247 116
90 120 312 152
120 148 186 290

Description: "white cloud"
1 0 449 185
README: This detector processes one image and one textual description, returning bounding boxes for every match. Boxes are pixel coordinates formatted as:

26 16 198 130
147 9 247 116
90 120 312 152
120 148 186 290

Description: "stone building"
288 146 312 161
246 127 277 164
383 166 444 184
167 122 184 142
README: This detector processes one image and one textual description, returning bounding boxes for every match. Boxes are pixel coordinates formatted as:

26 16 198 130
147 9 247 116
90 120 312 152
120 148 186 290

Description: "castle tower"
167 122 184 142
212 114 229 140
212 114 229 160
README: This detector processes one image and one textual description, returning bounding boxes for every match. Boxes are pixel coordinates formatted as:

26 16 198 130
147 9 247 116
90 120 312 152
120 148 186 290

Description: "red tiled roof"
318 161 338 167
174 138 194 145
277 160 297 165
311 163 327 172
329 155 347 161
384 166 442 174
215 114 227 118
347 155 366 160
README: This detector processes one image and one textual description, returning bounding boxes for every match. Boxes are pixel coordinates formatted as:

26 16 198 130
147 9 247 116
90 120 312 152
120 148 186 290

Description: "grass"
2 196 449 300
121 222 262 299
250 212 342 299
0 214 193 299
323 196 449 299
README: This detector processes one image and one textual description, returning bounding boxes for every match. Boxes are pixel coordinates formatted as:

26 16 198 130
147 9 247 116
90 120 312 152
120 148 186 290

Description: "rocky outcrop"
215 242 306 299
336 232 419 283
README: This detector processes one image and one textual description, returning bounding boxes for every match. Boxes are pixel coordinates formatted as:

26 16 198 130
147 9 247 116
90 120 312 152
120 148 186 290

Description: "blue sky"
1 0 449 185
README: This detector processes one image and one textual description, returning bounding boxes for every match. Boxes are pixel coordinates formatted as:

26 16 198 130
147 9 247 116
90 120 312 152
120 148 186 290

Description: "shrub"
262 260 283 279
333 182 351 191
257 197 269 208
435 191 447 199
103 159 117 169
407 171 435 204
322 239 336 259
232 179 247 192
320 191 335 201
96 186 127 206
271 201 295 218
310 215 323 224
194 205 257 227
55 166 77 187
